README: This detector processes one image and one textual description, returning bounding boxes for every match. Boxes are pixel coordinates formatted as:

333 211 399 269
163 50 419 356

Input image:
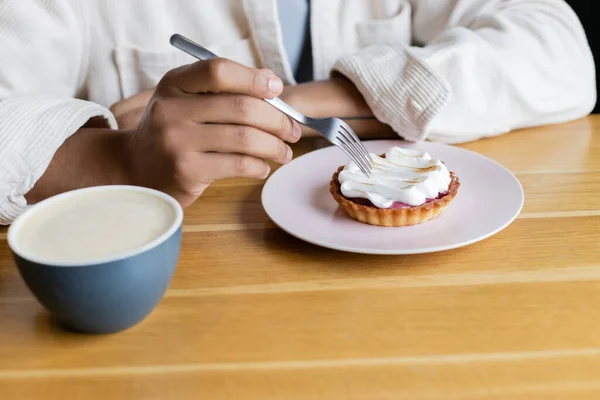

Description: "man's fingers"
164 133 277 200
161 58 283 99
194 152 272 181
151 94 300 143
197 94 301 143
187 124 292 164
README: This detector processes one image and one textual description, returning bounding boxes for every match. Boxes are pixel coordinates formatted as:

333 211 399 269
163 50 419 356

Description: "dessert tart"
330 147 460 227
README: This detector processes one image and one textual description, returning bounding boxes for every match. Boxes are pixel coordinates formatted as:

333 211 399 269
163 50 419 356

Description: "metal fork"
169 34 373 177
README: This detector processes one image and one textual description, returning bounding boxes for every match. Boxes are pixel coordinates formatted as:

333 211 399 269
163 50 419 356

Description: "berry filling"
350 191 450 209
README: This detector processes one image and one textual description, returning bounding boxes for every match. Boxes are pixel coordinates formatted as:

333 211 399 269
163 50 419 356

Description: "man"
0 0 595 224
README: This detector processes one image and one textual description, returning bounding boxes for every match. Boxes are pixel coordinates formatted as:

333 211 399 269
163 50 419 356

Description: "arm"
24 123 130 204
0 1 121 224
110 78 398 139
279 77 397 139
333 0 596 143
0 95 119 224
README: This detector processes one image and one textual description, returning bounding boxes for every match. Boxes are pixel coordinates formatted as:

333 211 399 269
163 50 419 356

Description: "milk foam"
13 189 177 264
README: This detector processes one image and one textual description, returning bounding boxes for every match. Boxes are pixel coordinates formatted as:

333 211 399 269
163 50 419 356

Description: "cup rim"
7 185 183 267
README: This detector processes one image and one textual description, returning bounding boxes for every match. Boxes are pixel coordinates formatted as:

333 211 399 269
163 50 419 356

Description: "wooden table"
1 116 599 399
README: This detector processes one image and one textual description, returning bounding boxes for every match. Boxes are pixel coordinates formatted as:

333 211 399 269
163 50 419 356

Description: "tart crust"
329 160 460 227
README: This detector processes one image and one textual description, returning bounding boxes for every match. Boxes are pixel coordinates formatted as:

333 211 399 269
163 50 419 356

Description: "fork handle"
170 34 308 125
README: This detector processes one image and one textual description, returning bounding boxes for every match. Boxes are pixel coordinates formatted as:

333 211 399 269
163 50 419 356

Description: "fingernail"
292 121 301 139
268 77 283 93
262 165 271 179
258 73 269 90
286 145 293 161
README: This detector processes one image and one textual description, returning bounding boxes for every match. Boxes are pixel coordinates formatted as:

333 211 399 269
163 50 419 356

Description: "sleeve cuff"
0 95 117 225
333 44 451 141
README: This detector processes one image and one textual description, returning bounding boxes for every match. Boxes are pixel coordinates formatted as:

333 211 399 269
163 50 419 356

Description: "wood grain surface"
1 116 599 399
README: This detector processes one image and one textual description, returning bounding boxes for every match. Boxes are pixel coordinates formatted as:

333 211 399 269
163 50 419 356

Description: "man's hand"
126 59 300 207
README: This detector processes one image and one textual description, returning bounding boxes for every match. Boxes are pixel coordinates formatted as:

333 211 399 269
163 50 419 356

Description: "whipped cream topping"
338 147 452 208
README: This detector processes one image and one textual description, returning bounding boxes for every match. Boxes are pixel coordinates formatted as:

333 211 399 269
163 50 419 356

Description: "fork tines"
336 124 373 177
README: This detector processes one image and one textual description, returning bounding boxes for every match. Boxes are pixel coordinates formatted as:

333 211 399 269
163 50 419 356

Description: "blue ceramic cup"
7 186 183 334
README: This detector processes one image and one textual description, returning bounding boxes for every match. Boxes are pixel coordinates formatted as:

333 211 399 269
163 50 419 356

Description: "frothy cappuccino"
11 188 179 264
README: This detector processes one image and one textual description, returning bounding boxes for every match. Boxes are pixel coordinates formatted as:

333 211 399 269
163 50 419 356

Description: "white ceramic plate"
262 140 524 254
